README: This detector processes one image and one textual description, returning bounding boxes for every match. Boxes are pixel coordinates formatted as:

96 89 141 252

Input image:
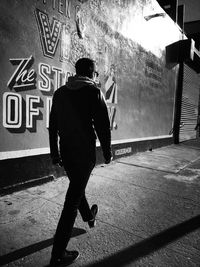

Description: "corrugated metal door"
179 64 200 142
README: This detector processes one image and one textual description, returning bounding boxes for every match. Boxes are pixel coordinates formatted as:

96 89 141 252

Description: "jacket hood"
66 75 96 90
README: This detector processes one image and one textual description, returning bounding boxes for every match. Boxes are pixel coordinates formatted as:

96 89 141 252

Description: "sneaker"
50 250 79 266
88 204 98 228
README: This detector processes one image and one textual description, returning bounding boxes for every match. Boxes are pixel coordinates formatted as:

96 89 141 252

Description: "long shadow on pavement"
85 215 200 267
0 227 86 266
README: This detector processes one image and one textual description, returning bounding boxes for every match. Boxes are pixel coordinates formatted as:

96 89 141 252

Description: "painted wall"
178 0 200 22
0 0 181 161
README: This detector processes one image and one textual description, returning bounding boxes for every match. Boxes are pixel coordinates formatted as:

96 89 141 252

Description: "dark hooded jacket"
49 75 112 163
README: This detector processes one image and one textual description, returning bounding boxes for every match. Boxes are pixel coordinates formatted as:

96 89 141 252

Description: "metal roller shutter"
179 64 200 142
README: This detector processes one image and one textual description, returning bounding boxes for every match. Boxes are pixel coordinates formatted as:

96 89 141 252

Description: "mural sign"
0 0 180 159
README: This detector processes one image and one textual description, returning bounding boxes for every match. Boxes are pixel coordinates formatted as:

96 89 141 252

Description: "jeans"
51 158 95 259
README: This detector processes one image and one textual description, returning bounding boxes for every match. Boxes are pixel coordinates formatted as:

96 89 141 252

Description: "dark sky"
178 0 200 22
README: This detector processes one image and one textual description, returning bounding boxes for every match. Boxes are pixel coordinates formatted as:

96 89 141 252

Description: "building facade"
0 0 183 192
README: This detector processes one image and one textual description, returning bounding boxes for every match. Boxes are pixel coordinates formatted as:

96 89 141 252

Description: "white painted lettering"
46 97 52 128
52 66 63 90
3 92 22 128
115 147 132 156
26 95 40 128
38 63 51 91
7 56 36 90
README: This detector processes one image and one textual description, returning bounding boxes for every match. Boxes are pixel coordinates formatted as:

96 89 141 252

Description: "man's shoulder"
55 85 67 93
82 84 100 92
53 84 101 98
53 85 67 97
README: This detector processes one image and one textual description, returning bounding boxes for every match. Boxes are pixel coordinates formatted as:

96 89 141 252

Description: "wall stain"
8 210 20 216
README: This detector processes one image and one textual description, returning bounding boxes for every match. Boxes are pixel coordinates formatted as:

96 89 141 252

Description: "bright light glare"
120 3 181 58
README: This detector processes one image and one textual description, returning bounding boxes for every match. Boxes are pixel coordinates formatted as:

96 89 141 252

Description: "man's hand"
52 157 63 167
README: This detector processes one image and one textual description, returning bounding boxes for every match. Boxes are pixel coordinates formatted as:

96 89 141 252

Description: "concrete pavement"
0 142 200 267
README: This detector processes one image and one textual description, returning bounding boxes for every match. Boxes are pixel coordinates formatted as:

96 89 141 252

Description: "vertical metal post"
196 92 200 139
173 62 184 144
178 5 185 31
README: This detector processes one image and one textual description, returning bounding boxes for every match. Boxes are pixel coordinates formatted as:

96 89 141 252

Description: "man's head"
75 58 97 79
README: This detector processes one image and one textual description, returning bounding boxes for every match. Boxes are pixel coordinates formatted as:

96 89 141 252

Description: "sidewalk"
0 143 200 267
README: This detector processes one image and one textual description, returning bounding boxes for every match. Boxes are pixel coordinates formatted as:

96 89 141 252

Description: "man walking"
49 58 112 266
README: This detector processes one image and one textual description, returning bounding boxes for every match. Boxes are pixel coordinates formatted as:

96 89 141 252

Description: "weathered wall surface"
0 0 182 190
0 0 181 158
